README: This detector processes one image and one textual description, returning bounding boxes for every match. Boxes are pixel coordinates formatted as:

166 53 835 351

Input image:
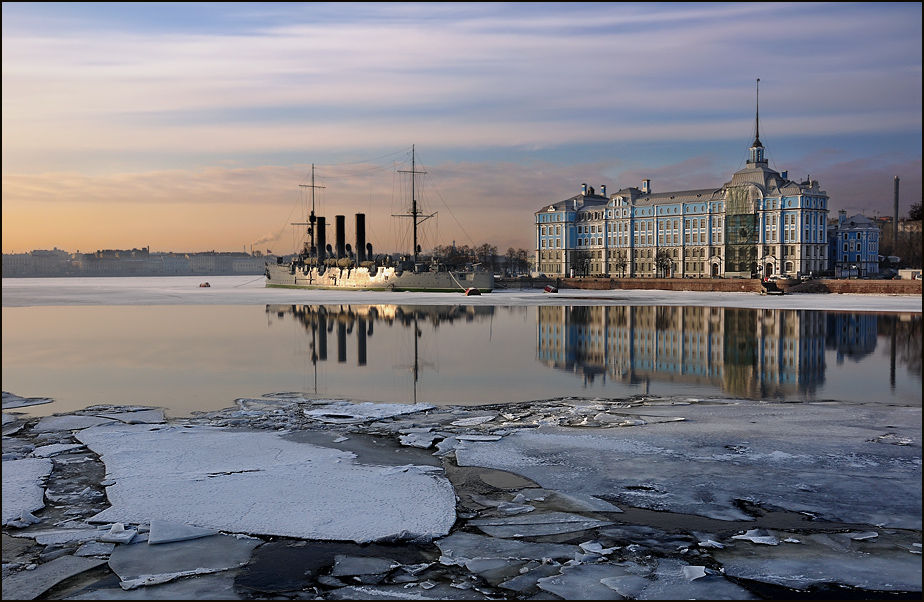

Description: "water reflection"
269 304 920 405
536 306 919 400
4 303 918 418
266 304 496 402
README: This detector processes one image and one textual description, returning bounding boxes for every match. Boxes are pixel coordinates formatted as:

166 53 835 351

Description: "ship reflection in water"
267 304 920 405
266 304 497 403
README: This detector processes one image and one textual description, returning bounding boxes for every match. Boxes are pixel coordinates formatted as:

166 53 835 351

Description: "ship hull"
265 263 494 292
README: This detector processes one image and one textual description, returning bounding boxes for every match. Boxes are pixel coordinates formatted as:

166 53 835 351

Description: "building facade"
535 134 830 279
828 211 880 279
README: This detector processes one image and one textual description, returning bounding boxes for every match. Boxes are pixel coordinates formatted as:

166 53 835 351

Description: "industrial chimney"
893 176 900 249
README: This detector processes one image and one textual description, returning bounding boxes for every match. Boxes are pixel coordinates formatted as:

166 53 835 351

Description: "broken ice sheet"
454 403 922 528
33 414 117 432
713 531 922 592
451 414 497 427
2 457 53 526
399 431 442 448
302 401 434 423
579 540 618 555
496 501 535 515
30 442 85 457
108 533 259 590
99 522 138 543
1 555 107 600
330 554 399 578
148 519 218 544
464 557 528 585
732 528 780 545
468 511 614 537
64 571 242 600
632 558 756 600
1 392 54 409
97 408 166 424
435 531 579 565
76 423 456 542
538 563 633 600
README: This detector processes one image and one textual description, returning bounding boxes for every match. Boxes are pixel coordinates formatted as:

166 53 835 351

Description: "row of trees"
429 244 532 275
879 201 922 269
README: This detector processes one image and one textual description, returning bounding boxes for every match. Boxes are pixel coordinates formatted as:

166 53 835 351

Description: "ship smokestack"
317 310 328 360
356 213 366 263
336 215 345 258
337 320 347 363
317 217 327 264
357 317 367 366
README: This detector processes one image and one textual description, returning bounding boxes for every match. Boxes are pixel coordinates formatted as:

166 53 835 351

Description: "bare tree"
611 254 627 277
475 243 498 272
909 201 922 222
655 250 673 278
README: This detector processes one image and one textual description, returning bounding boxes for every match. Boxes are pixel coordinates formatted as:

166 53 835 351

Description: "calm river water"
3 289 920 417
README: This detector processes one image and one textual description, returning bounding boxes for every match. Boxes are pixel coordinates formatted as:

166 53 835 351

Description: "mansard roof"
836 214 878 232
629 188 723 207
537 191 608 214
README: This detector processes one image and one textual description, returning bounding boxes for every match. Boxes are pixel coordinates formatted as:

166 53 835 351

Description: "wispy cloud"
2 2 920 253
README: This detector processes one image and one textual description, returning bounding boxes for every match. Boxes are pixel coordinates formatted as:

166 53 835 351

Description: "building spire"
748 78 766 165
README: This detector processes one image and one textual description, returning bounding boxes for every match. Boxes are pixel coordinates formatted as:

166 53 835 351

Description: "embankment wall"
499 277 922 295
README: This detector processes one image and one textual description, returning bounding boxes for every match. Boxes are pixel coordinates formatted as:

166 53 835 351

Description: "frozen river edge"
3 391 921 600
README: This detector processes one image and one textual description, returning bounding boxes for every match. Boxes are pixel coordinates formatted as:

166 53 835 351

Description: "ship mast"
297 164 325 264
395 145 435 264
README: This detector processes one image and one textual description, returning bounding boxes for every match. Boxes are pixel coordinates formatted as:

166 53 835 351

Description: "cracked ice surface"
75 423 457 543
2 457 53 525
455 401 922 529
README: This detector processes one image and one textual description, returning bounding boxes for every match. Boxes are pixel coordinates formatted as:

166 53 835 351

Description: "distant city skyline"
2 2 921 255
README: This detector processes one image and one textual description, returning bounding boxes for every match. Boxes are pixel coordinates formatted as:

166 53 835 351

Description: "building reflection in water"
536 306 910 399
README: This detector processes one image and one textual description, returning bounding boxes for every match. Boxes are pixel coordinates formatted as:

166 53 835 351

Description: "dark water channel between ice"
3 303 920 417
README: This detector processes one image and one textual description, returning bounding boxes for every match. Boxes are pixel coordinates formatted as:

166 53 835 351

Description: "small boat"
759 279 784 295
464 287 481 296
199 282 211 288
544 285 558 293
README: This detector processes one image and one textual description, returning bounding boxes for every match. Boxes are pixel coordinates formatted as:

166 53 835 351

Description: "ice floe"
2 393 921 599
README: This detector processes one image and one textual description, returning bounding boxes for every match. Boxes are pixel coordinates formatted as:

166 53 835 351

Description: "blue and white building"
535 130 830 279
828 211 880 279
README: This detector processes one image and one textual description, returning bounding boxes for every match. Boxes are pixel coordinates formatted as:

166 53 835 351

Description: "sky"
2 2 921 255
